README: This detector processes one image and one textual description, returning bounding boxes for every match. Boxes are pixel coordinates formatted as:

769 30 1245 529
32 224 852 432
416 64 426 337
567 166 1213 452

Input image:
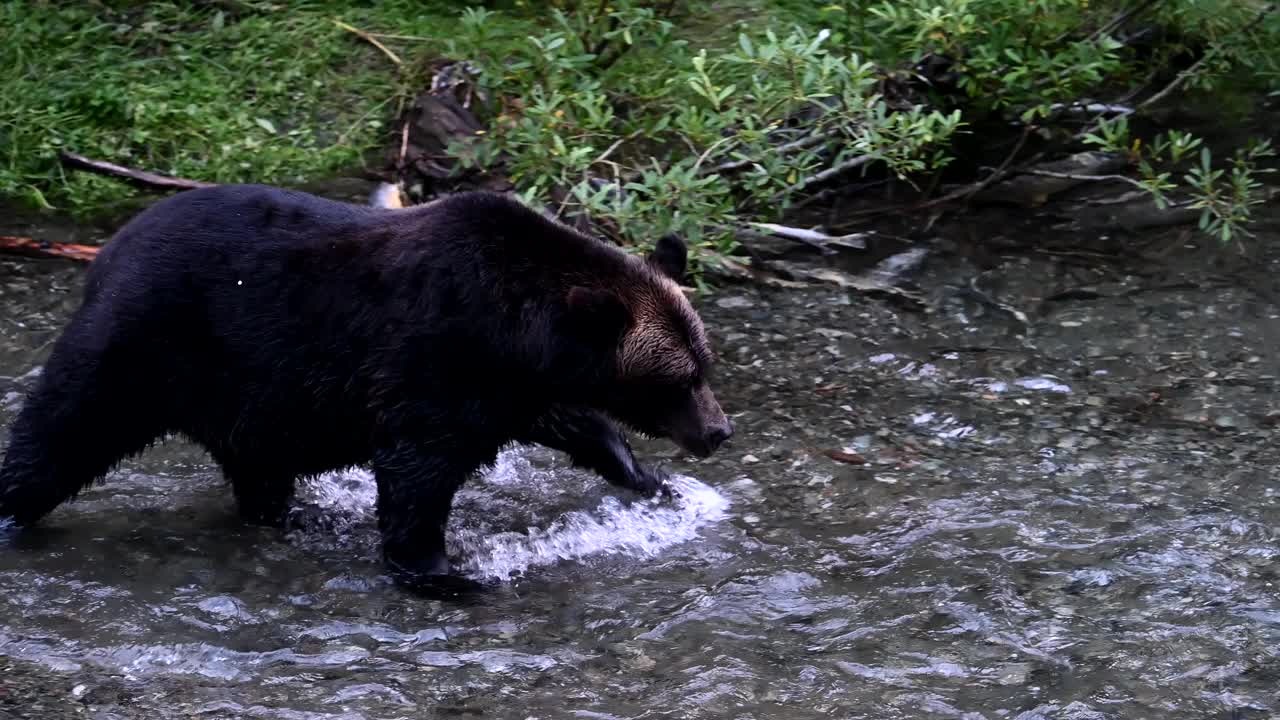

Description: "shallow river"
1 223 1279 719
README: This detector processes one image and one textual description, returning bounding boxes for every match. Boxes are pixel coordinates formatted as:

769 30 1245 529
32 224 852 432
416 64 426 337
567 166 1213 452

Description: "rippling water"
2 244 1280 718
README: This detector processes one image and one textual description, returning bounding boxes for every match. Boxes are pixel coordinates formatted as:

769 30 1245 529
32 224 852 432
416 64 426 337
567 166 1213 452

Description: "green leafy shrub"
441 0 1279 266
3 0 1277 260
1083 116 1276 244
445 4 963 282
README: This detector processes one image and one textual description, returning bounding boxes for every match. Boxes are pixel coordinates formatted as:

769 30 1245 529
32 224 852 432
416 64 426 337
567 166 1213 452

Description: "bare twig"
0 235 99 263
594 130 643 166
58 151 215 191
706 132 830 175
1115 65 1165 104
691 136 738 176
365 32 437 42
1137 52 1215 111
398 119 411 167
333 19 403 67
792 153 874 192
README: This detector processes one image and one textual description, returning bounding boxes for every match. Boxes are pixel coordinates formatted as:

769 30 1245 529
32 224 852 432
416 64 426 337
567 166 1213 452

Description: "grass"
0 0 825 218
0 1 526 216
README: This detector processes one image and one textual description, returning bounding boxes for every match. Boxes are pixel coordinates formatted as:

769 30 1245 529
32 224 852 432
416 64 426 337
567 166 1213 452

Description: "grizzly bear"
0 184 732 595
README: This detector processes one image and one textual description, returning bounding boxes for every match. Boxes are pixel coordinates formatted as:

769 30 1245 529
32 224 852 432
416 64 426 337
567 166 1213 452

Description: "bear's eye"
645 375 693 395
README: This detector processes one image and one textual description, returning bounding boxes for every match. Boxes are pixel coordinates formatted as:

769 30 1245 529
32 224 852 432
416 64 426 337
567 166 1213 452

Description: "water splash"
455 472 730 581
291 445 731 582
983 376 1073 394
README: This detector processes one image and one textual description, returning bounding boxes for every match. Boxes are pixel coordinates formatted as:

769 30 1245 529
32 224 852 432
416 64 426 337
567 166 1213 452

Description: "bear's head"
566 234 733 458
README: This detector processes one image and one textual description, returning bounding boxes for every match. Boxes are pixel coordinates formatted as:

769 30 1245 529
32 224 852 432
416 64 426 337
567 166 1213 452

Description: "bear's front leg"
371 441 490 598
519 406 673 499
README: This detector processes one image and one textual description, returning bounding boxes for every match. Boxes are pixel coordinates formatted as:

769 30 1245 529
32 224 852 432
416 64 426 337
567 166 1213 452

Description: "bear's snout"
668 384 732 458
703 418 733 453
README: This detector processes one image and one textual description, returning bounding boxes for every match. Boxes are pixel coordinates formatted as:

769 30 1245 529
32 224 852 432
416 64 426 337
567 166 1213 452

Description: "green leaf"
254 118 276 134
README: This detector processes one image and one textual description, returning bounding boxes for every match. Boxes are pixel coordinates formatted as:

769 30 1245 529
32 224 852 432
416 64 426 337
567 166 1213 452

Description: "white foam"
292 446 731 582
1015 376 1071 393
982 376 1072 394
454 472 730 581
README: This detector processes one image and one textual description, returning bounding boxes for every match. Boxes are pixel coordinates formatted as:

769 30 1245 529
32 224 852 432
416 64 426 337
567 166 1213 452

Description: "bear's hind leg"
224 465 297 528
0 351 165 526
518 406 671 498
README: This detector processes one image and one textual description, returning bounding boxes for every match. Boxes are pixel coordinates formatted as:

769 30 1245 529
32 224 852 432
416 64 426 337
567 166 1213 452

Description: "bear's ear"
648 233 687 283
566 286 630 339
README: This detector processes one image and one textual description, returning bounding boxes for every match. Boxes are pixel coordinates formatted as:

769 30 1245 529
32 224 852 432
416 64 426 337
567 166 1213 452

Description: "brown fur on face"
597 237 732 458
620 277 711 384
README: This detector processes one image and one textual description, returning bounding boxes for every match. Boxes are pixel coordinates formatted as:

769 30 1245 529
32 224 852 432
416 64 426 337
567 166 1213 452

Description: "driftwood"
0 235 100 263
58 151 215 192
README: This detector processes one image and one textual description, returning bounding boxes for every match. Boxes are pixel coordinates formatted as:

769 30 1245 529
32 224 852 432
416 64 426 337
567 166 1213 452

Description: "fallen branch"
790 154 875 194
58 151 215 192
333 19 403 67
0 235 99 263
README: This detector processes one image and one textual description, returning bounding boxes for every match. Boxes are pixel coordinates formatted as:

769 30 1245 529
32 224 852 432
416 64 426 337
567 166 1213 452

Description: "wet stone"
715 295 754 309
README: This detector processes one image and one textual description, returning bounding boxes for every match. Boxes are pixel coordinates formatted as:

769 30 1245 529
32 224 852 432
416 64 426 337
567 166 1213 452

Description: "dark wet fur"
0 184 699 594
